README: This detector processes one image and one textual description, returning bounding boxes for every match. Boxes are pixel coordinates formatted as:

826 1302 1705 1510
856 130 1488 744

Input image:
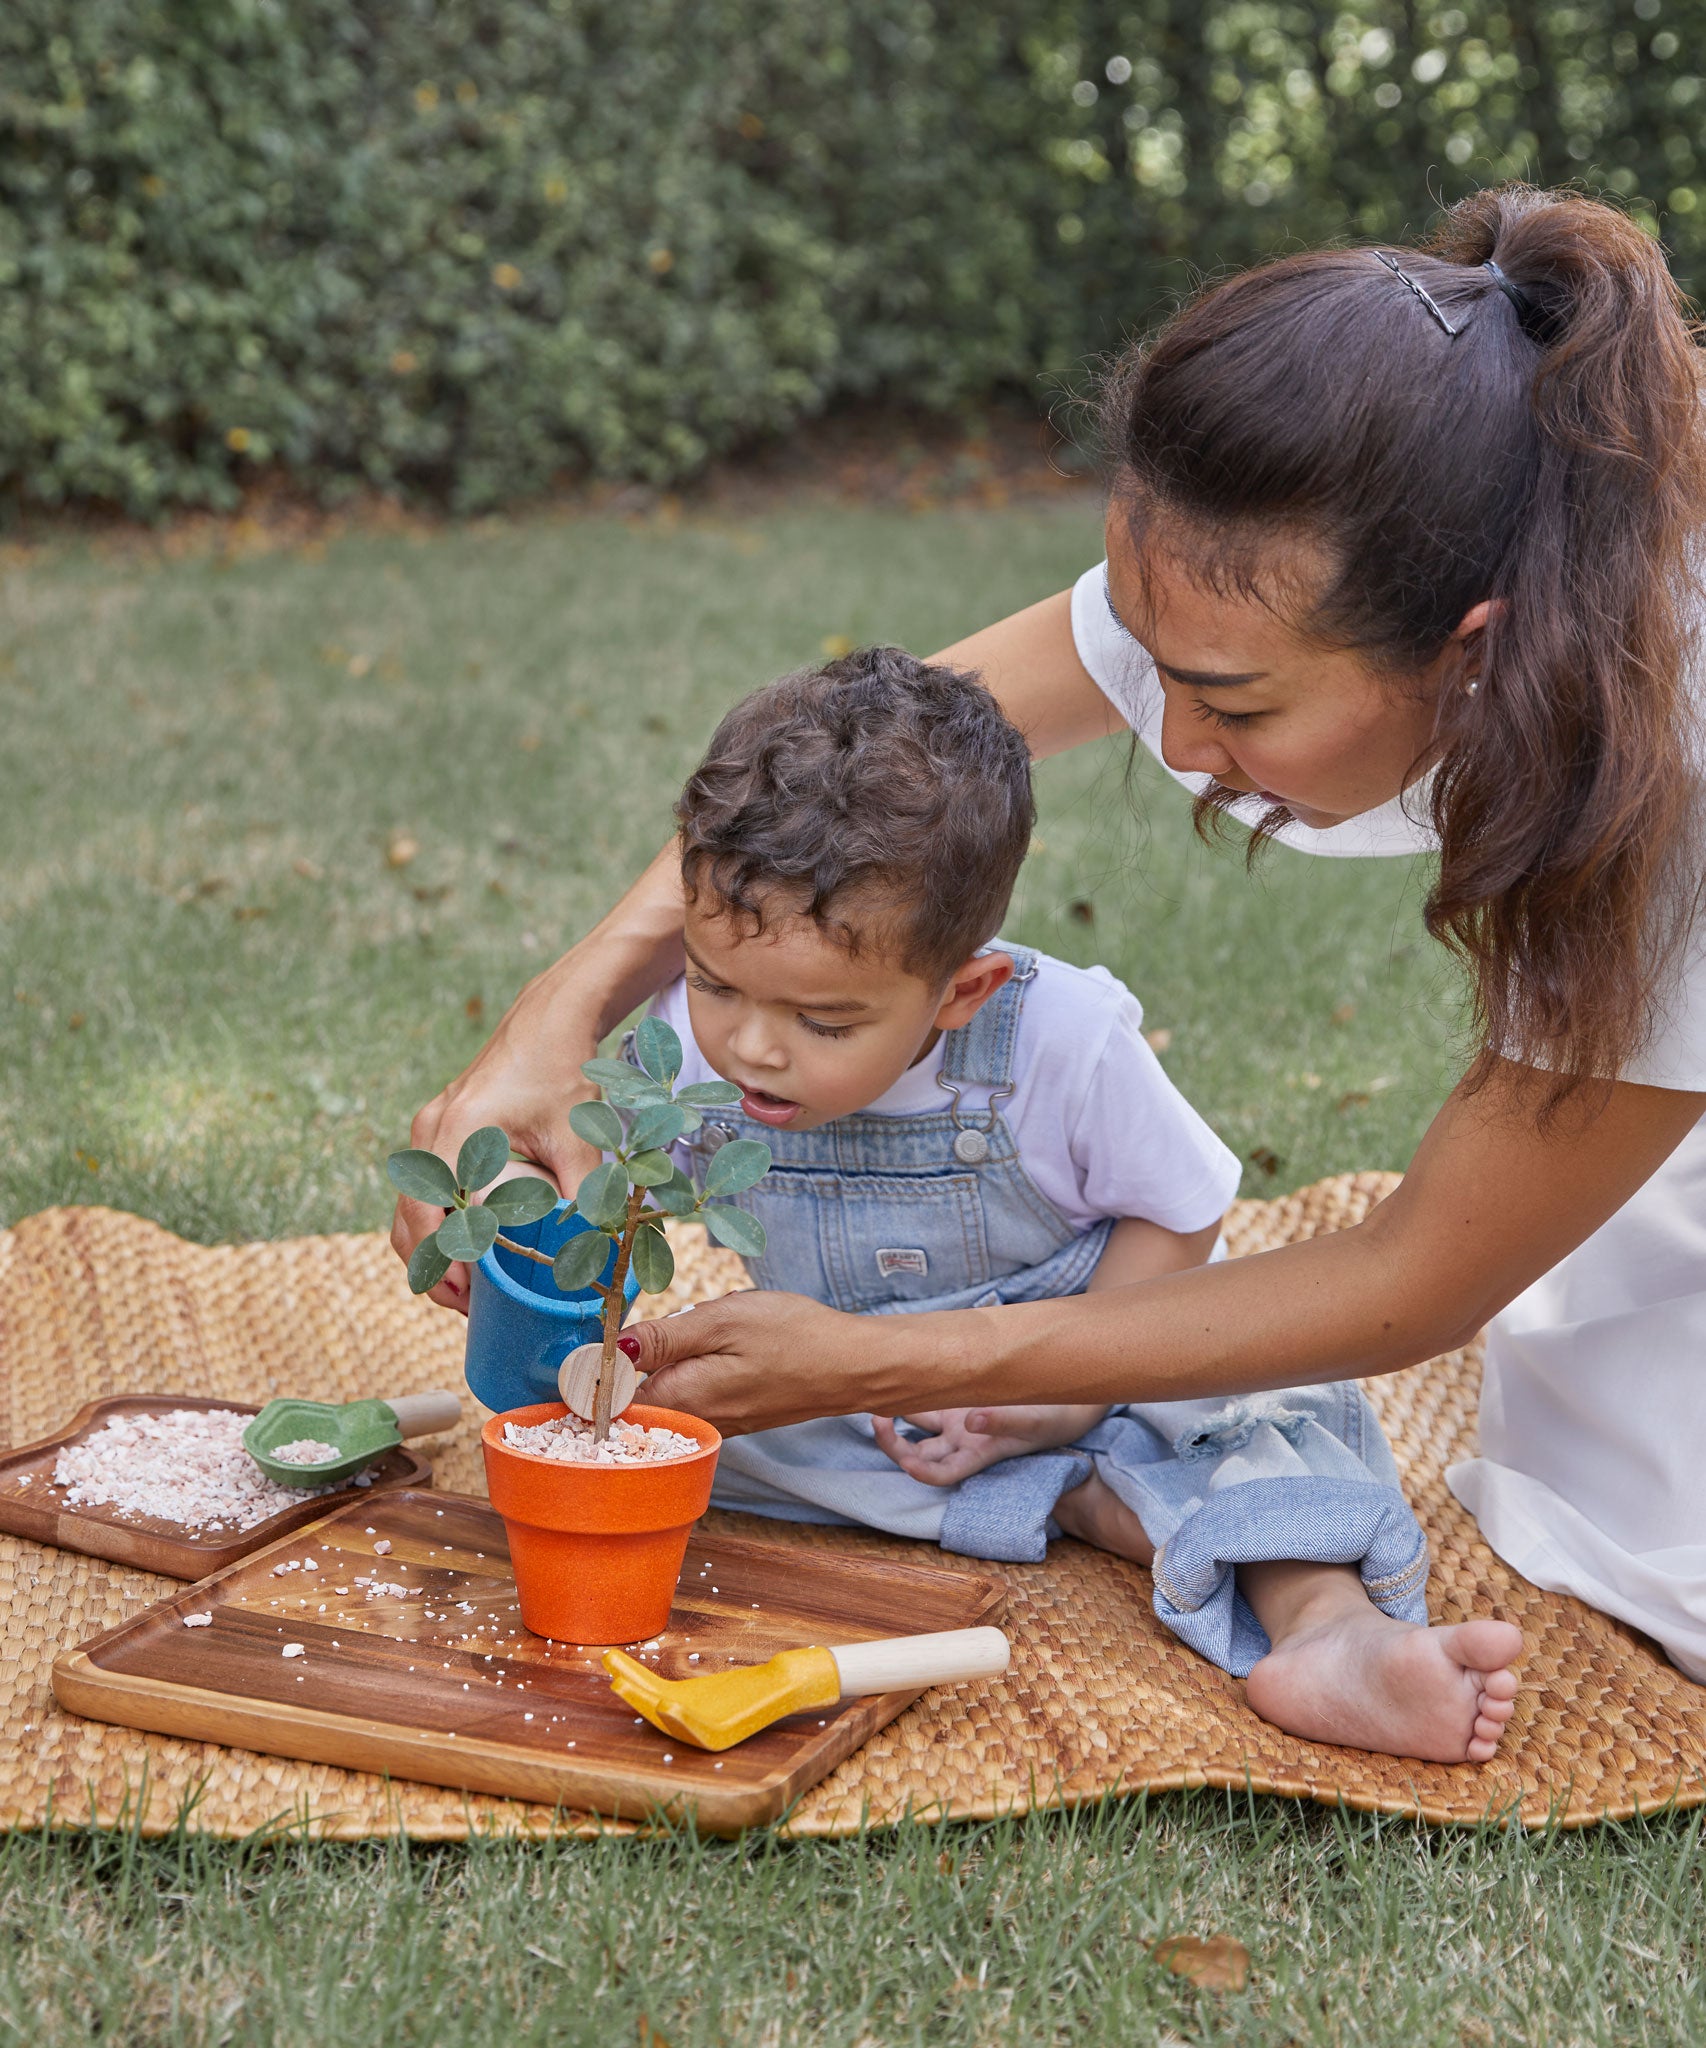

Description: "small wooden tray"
0 1396 431 1577
54 1489 1005 1832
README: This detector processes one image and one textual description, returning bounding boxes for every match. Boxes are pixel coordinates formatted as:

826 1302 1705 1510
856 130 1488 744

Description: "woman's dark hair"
1102 183 1706 1098
676 647 1035 984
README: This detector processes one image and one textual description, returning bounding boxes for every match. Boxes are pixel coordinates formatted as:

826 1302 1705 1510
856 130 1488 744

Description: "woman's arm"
628 1063 1704 1428
393 588 1113 1303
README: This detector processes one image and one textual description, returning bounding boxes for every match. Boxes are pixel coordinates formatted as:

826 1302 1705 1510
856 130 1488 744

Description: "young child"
641 646 1520 1764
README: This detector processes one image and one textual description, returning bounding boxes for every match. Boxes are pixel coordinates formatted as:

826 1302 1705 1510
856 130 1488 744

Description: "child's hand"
870 1404 1108 1487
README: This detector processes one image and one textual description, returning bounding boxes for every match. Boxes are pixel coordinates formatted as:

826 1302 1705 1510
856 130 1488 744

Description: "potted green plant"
386 1016 772 1641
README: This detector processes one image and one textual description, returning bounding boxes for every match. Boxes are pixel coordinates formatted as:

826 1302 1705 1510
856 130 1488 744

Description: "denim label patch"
875 1247 929 1279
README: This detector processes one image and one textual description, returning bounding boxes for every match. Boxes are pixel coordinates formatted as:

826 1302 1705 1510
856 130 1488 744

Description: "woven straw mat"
1 1177 1701 1839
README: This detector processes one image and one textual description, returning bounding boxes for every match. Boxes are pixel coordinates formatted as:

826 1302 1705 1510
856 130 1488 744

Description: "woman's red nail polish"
617 1336 641 1360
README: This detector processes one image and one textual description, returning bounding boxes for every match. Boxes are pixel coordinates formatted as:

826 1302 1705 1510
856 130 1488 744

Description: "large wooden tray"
54 1488 1005 1832
0 1395 431 1576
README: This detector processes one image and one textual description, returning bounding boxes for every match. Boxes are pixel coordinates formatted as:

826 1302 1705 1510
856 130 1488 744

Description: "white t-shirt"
1071 558 1706 1089
649 954 1241 1237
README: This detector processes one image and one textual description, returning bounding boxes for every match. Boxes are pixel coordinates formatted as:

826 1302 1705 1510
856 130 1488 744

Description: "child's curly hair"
675 646 1035 985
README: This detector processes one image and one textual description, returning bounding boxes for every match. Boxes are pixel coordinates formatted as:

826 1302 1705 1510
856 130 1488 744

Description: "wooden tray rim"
51 1491 1008 1834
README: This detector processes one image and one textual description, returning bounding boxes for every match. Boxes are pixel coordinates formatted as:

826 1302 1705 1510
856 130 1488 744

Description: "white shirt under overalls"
1071 558 1706 1683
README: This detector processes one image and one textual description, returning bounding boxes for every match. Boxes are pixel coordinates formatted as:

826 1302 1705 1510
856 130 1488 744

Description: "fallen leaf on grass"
1248 1147 1283 1177
1330 1000 1357 1025
465 995 485 1021
1152 1933 1250 1992
292 857 324 881
232 905 269 921
637 2019 674 2048
1144 1026 1172 1054
386 831 419 869
66 1013 85 1031
1067 898 1095 925
821 633 855 657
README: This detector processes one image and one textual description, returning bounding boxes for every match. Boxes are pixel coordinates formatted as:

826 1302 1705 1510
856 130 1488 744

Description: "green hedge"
3 1 1703 514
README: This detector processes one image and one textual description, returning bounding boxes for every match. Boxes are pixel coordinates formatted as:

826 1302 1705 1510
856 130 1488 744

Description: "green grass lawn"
1 499 1699 2045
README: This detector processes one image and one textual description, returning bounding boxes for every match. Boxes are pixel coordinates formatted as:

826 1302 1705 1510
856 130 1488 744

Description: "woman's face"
1104 513 1481 831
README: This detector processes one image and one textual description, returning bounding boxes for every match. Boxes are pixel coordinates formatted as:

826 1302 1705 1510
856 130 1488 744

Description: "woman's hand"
625 1291 917 1433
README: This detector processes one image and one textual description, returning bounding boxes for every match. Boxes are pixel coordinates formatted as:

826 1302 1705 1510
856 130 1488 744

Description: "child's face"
681 896 1011 1130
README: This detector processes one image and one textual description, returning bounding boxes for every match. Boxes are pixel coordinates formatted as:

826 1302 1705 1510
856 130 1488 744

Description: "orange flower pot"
481 1401 722 1645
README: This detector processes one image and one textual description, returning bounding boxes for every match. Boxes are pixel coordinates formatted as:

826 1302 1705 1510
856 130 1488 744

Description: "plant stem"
493 1234 553 1266
592 1190 645 1442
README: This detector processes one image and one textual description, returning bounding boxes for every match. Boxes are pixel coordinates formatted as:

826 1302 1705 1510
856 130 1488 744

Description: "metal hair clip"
1373 249 1461 338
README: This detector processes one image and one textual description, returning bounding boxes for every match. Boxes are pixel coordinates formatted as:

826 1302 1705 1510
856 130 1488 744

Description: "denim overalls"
657 952 1431 1677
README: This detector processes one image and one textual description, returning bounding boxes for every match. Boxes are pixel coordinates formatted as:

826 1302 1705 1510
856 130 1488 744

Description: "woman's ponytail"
1420 188 1706 1093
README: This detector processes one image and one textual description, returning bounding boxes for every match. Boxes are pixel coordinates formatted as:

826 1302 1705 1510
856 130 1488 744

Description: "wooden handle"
382 1391 462 1438
828 1626 1010 1699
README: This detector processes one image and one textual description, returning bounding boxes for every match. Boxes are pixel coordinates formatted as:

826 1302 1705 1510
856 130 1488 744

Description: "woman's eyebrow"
1104 571 1266 685
1154 659 1268 688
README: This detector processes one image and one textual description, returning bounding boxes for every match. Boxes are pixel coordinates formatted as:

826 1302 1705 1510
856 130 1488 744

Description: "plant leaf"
406 1236 454 1295
455 1125 512 1194
581 1056 645 1088
386 1148 460 1208
648 1170 700 1217
568 1099 625 1152
580 1059 669 1110
481 1176 560 1227
674 1080 742 1107
575 1161 630 1230
627 1102 687 1153
630 1225 675 1294
552 1231 611 1295
633 1015 683 1085
703 1203 767 1258
675 1105 703 1135
703 1136 772 1196
626 1148 675 1187
435 1204 498 1262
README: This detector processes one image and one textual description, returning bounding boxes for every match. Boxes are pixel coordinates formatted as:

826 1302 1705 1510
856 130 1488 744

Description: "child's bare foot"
1244 1577 1521 1763
1052 1469 1156 1566
871 1403 1108 1487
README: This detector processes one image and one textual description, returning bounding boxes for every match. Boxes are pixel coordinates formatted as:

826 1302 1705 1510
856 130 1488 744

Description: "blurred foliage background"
3 1 1701 515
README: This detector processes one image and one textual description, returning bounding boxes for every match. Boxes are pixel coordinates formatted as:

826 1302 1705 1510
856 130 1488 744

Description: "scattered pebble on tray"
373 1539 392 1555
282 1643 305 1659
181 1612 213 1628
270 1438 341 1466
501 1413 701 1466
51 1409 337 1531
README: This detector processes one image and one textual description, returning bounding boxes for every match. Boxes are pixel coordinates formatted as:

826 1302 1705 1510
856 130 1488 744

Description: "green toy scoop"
242 1390 462 1488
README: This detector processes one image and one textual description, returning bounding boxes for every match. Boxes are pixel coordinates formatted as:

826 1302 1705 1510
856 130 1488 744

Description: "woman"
396 185 1706 1686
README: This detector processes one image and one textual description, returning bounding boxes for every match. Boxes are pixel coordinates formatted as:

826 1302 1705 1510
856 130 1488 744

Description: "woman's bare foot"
1243 1566 1522 1763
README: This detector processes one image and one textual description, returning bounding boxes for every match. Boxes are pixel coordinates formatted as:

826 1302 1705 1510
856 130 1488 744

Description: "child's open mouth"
739 1087 803 1127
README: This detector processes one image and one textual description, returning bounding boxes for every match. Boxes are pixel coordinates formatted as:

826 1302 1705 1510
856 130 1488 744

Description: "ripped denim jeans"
711 1381 1429 1678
